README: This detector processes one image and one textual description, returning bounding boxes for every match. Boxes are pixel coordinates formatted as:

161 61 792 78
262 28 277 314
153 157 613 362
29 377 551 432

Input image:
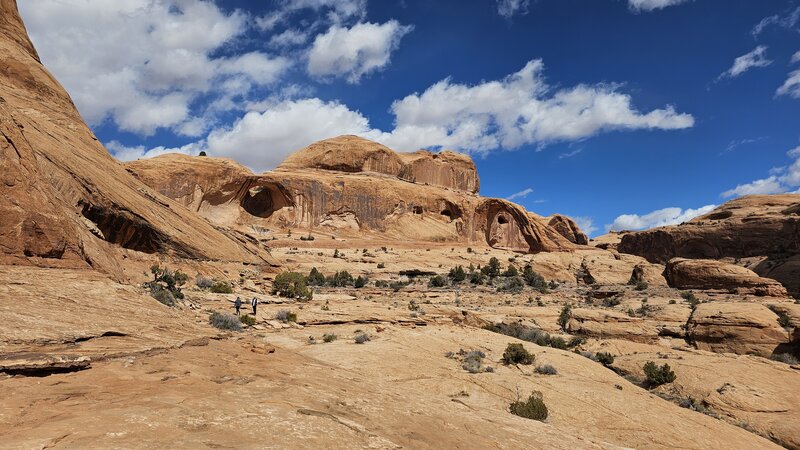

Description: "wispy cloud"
752 6 800 37
722 136 767 154
718 46 772 80
628 0 690 13
506 187 534 200
606 204 717 232
497 0 530 19
558 148 583 159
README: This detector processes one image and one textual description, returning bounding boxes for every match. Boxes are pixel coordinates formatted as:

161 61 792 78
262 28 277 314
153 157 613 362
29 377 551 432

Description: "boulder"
665 258 789 297
688 303 790 357
630 262 668 287
546 214 589 245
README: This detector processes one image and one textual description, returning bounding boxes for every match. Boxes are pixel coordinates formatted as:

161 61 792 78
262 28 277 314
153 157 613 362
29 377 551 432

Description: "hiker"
251 297 258 315
234 297 242 316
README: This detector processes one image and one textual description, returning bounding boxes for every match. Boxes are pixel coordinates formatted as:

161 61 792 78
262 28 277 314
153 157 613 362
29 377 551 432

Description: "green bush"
210 281 233 294
470 271 486 285
509 391 548 421
149 284 176 307
209 311 242 331
548 337 568 350
502 343 534 365
275 310 298 323
377 262 386 269
272 271 313 300
497 276 525 293
428 275 447 288
354 333 370 344
323 333 338 343
595 352 615 367
557 304 572 331
523 265 548 292
239 314 256 326
354 275 368 288
145 265 188 304
307 267 326 286
481 257 502 278
327 270 354 287
503 265 519 277
634 281 649 291
461 350 486 373
643 361 676 387
448 265 467 282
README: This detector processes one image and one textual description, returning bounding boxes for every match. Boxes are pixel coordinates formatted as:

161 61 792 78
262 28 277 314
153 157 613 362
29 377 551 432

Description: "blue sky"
19 0 800 236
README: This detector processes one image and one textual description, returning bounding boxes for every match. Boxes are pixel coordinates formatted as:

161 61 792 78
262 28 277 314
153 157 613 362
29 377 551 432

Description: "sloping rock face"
617 195 800 294
546 214 589 245
665 258 789 297
688 303 790 357
0 0 273 278
127 137 584 253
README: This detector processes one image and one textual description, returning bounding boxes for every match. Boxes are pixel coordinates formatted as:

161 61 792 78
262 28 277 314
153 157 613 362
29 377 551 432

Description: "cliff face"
617 195 800 294
127 139 584 253
0 0 274 277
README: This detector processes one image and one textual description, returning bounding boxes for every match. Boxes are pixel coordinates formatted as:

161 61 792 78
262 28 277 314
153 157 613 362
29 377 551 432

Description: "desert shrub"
481 257 502 278
375 280 389 288
497 276 525 294
681 291 700 308
770 308 792 329
145 265 188 304
354 333 370 344
502 343 534 365
239 314 256 326
461 350 486 373
323 333 338 343
299 234 315 241
567 336 585 348
354 276 368 288
470 271 486 285
602 296 621 307
509 391 548 421
483 322 555 348
307 267 326 286
643 361 676 387
523 265 548 292
389 280 411 291
273 272 313 300
548 280 559 290
548 336 568 350
210 281 233 294
327 270 354 287
557 304 572 331
635 281 649 291
669 299 677 304
503 265 519 277
428 275 448 288
595 352 615 367
149 284 176 307
195 275 213 289
377 262 386 269
770 353 799 365
535 364 558 375
275 309 298 323
448 265 467 282
209 311 242 331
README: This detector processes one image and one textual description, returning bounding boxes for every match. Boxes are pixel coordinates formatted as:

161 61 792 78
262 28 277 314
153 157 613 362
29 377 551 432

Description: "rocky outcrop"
629 262 668 287
688 303 791 357
665 258 789 297
277 135 480 193
617 195 800 294
546 214 589 245
127 139 586 254
0 0 274 278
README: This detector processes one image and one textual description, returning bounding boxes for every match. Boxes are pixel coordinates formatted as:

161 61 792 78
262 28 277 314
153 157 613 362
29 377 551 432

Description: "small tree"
307 267 326 286
643 361 676 387
523 265 548 292
354 275 368 288
595 352 615 367
502 265 519 277
448 265 467 282
557 304 572 331
429 275 447 288
481 257 502 278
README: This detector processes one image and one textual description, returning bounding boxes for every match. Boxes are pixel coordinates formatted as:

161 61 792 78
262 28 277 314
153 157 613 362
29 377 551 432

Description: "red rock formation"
127 139 586 253
665 258 789 297
0 0 274 278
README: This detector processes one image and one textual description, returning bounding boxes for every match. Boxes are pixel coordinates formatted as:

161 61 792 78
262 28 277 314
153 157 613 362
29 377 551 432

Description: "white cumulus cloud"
606 204 717 232
628 0 690 13
307 21 413 83
721 146 800 197
19 0 289 137
718 46 772 79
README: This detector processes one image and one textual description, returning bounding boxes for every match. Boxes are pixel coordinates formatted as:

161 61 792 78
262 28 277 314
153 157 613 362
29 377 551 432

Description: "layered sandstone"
688 302 791 357
127 138 585 254
0 0 274 279
618 195 800 294
665 258 789 297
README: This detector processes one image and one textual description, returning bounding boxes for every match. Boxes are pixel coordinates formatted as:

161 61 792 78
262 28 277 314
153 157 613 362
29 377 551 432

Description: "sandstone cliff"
127 136 587 254
617 195 800 294
0 0 274 278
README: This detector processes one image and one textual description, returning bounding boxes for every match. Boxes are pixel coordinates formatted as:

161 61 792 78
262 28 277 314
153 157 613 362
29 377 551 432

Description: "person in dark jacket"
234 297 242 316
251 297 258 315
